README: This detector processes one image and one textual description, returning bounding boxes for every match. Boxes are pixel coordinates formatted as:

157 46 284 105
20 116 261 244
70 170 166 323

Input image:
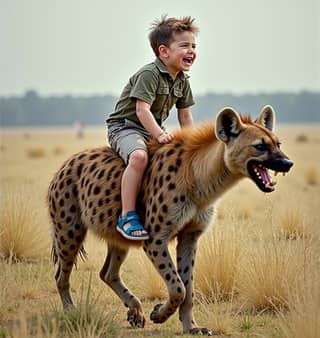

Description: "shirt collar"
154 58 190 80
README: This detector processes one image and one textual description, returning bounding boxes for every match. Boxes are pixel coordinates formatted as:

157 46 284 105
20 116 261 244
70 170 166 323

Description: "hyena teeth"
282 172 286 176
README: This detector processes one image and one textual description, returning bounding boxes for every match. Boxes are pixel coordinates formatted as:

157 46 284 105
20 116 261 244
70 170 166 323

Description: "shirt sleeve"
176 78 195 109
129 70 158 105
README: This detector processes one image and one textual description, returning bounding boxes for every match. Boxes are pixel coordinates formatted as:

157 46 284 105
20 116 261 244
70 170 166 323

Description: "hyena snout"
266 156 294 173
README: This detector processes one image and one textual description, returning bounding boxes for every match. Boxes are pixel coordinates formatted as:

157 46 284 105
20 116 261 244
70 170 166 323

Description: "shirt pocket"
152 87 170 112
173 87 183 98
157 87 170 95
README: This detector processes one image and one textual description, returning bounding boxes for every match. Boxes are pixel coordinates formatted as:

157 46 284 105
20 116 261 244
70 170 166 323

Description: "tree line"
0 90 319 127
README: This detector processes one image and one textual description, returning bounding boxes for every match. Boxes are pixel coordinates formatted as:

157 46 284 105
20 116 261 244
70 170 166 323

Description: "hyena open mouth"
247 159 293 193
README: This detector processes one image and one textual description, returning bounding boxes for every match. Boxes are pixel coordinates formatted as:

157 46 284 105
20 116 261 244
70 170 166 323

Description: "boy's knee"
128 150 148 170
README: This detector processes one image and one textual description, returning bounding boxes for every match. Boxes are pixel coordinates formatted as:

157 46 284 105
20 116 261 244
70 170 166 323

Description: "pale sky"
1 0 319 96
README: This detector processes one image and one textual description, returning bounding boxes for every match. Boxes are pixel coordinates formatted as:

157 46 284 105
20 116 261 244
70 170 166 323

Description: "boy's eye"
253 143 268 151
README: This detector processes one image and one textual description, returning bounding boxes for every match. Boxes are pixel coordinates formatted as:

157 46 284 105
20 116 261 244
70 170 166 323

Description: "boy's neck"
158 57 180 81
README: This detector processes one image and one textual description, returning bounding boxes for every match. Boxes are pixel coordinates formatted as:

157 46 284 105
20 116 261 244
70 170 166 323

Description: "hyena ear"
255 105 275 131
215 107 246 142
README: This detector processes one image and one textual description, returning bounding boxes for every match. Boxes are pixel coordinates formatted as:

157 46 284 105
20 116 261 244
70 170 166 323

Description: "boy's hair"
149 15 199 57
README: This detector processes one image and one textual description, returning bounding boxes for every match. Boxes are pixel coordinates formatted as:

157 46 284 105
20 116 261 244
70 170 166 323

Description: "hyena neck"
191 141 239 206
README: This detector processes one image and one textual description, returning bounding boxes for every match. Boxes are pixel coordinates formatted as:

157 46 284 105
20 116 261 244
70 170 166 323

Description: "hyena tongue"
258 166 275 186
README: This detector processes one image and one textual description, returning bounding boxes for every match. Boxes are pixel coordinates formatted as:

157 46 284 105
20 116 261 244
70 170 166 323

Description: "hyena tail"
51 241 88 266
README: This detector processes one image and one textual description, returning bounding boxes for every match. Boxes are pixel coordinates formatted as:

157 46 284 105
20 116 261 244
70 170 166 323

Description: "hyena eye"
253 144 268 152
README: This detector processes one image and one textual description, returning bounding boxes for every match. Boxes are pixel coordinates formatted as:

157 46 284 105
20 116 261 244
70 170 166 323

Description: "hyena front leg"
143 238 186 324
99 244 145 328
177 226 213 335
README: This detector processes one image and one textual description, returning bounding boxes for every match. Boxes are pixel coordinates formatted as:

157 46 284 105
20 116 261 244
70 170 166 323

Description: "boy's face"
159 31 197 78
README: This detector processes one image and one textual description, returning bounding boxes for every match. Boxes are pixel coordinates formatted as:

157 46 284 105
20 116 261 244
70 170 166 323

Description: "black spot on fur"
94 186 101 195
162 205 168 213
72 186 78 197
59 170 65 180
88 183 93 196
77 163 84 177
67 230 74 239
168 183 176 190
97 169 105 179
89 162 97 173
52 199 56 212
89 153 99 160
99 213 105 223
166 149 175 156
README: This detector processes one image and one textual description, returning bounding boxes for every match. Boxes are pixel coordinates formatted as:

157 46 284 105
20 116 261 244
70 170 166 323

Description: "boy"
106 16 198 240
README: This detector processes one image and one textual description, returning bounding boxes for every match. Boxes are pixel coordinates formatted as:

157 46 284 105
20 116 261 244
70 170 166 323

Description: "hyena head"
215 105 293 192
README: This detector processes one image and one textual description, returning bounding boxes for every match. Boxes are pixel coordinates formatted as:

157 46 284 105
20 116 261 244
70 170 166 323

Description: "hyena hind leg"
99 244 146 328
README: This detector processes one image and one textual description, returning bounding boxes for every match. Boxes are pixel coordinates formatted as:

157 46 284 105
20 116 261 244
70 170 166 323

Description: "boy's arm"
177 107 195 128
136 99 174 143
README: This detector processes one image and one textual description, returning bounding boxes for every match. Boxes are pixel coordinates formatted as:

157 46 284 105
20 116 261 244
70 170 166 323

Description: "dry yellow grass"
304 165 318 185
26 145 46 158
195 216 244 300
0 124 319 337
237 235 309 312
279 270 320 338
0 183 50 261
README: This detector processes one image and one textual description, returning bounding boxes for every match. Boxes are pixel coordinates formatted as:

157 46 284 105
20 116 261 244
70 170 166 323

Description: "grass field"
0 123 319 337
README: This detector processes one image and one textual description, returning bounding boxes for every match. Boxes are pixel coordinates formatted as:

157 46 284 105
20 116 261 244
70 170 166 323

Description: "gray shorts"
107 119 152 164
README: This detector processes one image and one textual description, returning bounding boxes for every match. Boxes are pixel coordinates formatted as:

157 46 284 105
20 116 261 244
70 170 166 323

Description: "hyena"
47 105 293 335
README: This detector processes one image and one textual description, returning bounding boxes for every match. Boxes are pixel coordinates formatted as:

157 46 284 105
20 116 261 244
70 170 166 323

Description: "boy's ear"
215 107 246 143
158 45 169 58
255 105 275 131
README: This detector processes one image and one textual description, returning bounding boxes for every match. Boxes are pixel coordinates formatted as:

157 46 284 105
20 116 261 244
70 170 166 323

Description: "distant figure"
73 120 84 138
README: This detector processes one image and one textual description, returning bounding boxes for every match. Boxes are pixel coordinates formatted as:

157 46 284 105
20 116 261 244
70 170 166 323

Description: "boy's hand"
157 131 174 144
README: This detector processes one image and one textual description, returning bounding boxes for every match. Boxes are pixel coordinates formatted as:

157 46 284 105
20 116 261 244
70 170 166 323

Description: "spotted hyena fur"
48 106 293 335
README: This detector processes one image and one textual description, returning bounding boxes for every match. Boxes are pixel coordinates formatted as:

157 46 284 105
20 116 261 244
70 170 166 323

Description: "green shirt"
106 58 195 126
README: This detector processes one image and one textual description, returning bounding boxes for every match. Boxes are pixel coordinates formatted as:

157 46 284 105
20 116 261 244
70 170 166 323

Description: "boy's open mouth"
183 57 193 66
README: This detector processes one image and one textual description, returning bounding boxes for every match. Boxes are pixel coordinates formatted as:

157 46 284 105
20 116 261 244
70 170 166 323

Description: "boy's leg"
107 120 151 240
120 149 148 237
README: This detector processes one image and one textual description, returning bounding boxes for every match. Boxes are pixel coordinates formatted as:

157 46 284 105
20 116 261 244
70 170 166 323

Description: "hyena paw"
150 303 167 324
189 327 215 336
127 308 145 328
